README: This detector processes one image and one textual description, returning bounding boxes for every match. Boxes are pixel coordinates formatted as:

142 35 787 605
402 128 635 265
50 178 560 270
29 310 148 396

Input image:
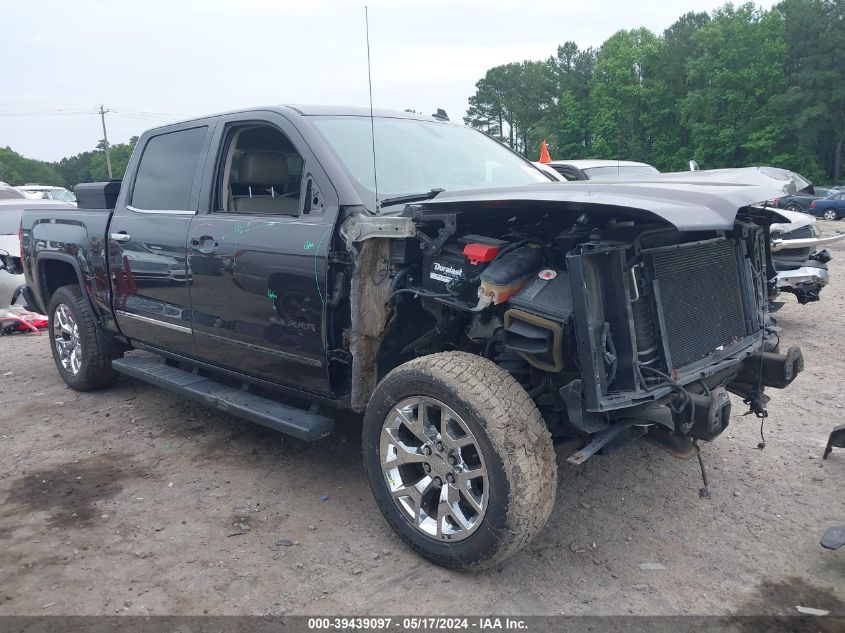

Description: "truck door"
188 115 338 396
110 122 215 356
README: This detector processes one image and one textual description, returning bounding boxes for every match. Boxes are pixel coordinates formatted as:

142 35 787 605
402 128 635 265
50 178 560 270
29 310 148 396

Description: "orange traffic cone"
539 139 551 163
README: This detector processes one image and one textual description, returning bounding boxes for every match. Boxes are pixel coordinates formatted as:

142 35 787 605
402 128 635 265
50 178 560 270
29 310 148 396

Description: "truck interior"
219 125 303 216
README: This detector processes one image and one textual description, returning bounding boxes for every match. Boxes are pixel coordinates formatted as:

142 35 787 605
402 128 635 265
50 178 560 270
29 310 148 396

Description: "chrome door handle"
110 232 131 243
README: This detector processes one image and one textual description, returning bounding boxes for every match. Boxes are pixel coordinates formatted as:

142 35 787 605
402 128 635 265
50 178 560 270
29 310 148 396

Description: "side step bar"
112 356 334 441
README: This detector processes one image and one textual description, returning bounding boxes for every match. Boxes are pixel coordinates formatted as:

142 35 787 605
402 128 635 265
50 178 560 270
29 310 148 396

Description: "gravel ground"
0 221 843 616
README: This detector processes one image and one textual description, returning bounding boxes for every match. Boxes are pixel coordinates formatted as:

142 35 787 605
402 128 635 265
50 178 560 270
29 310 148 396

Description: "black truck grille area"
649 240 749 370
777 246 812 259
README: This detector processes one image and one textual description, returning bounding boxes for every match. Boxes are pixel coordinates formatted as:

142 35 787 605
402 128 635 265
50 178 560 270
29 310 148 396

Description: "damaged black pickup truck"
20 106 804 570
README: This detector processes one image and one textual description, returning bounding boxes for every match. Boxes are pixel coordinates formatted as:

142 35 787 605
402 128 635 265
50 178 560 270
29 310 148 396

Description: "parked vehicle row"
808 191 845 221
767 172 838 214
533 156 844 305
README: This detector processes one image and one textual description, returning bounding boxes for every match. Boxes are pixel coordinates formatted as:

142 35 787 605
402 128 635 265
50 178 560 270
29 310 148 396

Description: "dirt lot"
1 221 844 617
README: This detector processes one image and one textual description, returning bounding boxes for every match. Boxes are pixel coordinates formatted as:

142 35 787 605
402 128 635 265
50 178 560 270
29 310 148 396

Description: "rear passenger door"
188 113 338 396
110 122 215 356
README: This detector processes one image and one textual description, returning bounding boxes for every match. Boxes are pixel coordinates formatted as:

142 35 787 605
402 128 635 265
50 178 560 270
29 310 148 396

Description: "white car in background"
0 183 25 200
0 198 73 308
545 159 660 181
532 162 567 181
17 184 77 206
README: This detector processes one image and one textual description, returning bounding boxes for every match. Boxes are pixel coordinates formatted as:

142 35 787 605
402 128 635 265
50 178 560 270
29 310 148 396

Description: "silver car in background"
770 209 845 305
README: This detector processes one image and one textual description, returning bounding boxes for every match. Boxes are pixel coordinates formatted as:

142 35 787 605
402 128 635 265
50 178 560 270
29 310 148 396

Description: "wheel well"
39 259 80 306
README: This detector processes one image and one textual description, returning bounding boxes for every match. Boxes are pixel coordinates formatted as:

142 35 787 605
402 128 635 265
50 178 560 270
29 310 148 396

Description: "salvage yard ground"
1 222 843 616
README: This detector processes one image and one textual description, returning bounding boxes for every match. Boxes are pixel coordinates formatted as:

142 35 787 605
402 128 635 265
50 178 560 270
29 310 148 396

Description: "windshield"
310 116 548 210
0 209 22 235
583 165 660 180
0 187 24 200
48 188 76 203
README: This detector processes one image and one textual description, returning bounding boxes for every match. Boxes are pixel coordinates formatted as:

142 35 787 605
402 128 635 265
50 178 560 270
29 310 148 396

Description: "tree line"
464 0 844 184
0 137 138 189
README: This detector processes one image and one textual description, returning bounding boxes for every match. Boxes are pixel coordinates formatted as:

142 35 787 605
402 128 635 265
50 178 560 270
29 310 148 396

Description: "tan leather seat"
232 151 299 215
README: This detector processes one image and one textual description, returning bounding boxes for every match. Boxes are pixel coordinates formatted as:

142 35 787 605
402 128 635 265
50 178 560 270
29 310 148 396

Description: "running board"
111 356 334 441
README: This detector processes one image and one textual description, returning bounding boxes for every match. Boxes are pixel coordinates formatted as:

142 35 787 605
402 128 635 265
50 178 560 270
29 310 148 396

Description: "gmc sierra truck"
21 105 805 570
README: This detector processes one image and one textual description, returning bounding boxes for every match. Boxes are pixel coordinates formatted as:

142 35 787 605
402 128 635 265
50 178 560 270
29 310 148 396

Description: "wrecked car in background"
0 198 72 309
21 107 806 570
769 209 845 305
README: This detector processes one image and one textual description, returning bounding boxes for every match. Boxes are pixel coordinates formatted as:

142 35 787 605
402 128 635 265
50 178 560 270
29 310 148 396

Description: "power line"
0 110 98 116
0 109 183 120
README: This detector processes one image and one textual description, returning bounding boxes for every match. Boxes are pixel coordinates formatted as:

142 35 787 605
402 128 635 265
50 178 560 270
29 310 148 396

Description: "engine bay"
375 204 789 444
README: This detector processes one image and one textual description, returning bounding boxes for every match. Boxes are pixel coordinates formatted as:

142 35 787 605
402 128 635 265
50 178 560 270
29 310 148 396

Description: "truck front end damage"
342 168 805 464
559 219 802 461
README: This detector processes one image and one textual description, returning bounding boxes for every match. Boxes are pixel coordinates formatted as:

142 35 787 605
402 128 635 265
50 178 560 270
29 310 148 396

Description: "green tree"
589 28 663 162
679 4 788 169
775 0 845 183
464 0 844 183
0 147 63 186
89 142 134 181
651 11 711 170
550 43 596 158
55 151 97 188
465 61 557 157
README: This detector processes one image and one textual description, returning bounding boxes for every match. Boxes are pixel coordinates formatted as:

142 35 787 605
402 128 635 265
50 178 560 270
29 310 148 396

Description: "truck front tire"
362 351 557 570
48 285 119 391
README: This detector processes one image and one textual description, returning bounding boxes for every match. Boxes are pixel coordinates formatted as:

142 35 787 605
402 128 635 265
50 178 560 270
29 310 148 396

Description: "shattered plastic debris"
795 606 829 616
638 563 666 571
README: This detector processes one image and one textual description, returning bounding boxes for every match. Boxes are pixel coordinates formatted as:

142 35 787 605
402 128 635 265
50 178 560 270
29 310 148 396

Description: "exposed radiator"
647 239 750 371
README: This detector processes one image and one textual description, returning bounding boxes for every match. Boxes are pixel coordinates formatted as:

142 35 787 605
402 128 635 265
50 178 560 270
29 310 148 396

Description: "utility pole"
99 105 113 179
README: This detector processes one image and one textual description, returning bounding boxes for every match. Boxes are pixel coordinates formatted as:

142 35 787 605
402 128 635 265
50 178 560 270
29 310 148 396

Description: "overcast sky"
3 0 775 162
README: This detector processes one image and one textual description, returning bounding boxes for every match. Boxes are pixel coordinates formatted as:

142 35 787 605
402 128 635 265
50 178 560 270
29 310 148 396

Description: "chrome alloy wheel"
52 303 81 375
823 209 838 221
380 396 488 541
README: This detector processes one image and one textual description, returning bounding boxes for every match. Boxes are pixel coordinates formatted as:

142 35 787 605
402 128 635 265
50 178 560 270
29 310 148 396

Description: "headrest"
237 151 289 186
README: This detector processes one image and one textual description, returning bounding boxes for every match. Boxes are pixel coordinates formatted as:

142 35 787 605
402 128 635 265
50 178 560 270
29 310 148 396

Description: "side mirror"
689 160 700 172
823 423 845 459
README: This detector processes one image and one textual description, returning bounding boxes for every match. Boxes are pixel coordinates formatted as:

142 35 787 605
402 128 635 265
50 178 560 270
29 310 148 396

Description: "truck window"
218 124 303 216
131 126 207 211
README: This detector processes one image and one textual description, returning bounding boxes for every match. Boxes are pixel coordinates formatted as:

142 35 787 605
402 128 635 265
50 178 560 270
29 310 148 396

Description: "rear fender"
36 253 128 356
36 253 90 312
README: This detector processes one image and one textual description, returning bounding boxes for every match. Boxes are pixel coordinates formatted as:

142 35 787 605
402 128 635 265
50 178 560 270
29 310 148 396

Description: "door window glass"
131 126 207 210
220 125 303 216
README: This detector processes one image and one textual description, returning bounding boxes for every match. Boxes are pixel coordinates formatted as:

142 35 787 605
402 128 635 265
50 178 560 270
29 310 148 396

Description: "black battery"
422 235 507 298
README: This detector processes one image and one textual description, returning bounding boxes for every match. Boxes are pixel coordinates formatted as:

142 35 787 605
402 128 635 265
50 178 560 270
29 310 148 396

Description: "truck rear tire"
362 351 557 570
47 285 119 391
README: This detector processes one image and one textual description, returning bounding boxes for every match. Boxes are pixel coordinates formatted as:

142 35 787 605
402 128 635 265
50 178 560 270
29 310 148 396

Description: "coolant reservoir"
478 243 544 304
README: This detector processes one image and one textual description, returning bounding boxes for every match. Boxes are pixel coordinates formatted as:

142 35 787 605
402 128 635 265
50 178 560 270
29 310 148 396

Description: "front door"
111 123 214 356
188 117 337 395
